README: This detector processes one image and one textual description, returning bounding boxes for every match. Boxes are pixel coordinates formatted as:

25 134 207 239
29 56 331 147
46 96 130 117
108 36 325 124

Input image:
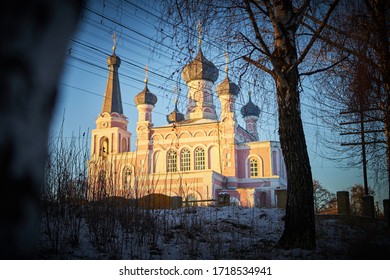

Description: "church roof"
166 103 185 124
181 48 219 83
241 97 260 117
101 53 123 114
134 84 157 106
216 75 240 96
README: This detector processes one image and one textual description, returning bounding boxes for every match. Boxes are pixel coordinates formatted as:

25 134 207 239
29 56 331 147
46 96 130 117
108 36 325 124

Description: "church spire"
197 19 202 48
224 51 229 75
101 32 123 114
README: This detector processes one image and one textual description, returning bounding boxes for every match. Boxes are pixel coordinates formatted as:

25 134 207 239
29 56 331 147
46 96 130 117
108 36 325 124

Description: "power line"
59 1 347 150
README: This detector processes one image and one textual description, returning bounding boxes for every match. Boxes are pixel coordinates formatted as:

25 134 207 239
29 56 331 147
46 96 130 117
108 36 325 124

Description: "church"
88 37 287 208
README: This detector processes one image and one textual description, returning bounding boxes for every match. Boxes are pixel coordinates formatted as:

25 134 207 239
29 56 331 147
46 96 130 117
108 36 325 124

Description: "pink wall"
236 149 249 178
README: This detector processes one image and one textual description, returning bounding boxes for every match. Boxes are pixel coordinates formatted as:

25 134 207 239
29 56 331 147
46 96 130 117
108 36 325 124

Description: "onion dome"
134 84 157 106
166 102 185 123
216 76 239 97
182 48 219 83
134 65 157 106
241 96 260 117
107 53 121 67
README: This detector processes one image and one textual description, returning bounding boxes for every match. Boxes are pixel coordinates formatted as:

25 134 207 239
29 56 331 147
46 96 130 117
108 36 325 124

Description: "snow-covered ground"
38 205 390 259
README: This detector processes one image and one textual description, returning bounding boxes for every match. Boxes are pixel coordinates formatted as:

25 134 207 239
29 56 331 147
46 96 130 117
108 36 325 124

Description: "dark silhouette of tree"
0 0 83 259
310 0 389 223
159 0 342 249
313 180 336 214
349 184 375 216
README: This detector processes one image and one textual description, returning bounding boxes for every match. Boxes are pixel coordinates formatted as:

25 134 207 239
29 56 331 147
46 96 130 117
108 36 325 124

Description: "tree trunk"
368 0 390 225
383 78 390 225
276 69 316 249
385 98 390 225
0 0 82 259
271 0 316 249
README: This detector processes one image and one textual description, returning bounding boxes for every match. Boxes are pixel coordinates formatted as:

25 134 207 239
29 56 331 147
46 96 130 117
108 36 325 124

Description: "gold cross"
224 52 229 74
248 81 252 98
197 19 202 46
144 65 149 84
112 32 117 53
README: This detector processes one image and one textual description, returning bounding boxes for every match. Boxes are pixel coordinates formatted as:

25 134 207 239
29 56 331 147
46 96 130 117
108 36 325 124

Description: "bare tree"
159 0 341 249
311 0 389 222
349 184 375 216
313 180 336 214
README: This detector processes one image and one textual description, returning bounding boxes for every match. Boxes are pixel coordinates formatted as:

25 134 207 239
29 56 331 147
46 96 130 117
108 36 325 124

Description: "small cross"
224 52 229 74
112 32 117 53
144 65 149 84
197 19 202 46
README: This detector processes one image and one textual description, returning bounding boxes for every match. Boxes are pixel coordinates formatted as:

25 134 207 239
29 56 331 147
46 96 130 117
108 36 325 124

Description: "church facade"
88 44 287 208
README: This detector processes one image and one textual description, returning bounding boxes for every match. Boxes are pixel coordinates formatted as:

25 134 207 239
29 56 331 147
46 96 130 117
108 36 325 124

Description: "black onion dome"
134 85 157 106
166 106 185 124
182 48 219 83
241 98 260 117
216 76 240 96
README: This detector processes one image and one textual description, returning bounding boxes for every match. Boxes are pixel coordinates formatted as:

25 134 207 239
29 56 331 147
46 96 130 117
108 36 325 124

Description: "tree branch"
294 0 341 70
299 54 350 76
251 0 269 17
304 13 373 48
239 31 268 57
242 55 274 77
243 0 274 61
295 0 311 26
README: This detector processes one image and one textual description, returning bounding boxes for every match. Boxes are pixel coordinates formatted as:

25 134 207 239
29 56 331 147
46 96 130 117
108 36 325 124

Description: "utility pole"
340 107 385 195
340 106 386 218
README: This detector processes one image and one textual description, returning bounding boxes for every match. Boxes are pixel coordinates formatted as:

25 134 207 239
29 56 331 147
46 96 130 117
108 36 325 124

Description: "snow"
37 205 390 259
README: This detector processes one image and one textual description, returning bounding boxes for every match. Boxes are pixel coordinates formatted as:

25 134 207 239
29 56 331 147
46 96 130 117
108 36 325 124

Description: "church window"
194 147 205 170
123 167 132 187
167 149 177 172
250 158 258 177
100 137 109 158
180 148 191 171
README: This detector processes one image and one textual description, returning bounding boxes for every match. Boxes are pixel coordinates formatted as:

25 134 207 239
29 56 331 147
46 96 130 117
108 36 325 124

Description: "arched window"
123 167 132 187
250 158 258 177
166 149 177 172
100 137 109 158
180 148 191 171
194 147 205 170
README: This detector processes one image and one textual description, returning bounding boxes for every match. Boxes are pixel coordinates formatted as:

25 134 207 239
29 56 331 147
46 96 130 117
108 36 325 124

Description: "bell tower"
181 21 219 121
216 52 239 176
90 33 131 159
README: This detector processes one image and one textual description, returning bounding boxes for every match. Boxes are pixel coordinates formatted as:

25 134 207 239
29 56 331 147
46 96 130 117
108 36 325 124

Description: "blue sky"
51 0 388 205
